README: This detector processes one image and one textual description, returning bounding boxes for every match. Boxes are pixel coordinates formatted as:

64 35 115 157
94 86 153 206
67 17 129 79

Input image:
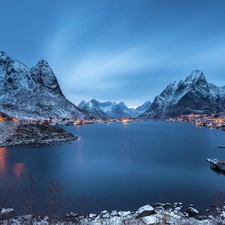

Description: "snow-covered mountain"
78 99 151 118
136 101 151 115
140 70 225 119
77 100 87 109
79 99 108 118
0 51 85 119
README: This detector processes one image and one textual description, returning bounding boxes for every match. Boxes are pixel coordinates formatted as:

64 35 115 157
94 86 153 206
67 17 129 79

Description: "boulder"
185 207 199 216
135 205 156 219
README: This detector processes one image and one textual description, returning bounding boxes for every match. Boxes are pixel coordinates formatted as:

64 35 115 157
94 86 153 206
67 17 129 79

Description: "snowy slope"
78 100 87 109
140 70 225 118
0 51 85 119
81 99 107 118
136 101 151 115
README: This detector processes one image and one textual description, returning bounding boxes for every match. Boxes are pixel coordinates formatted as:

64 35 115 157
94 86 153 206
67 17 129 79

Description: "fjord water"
1 121 225 213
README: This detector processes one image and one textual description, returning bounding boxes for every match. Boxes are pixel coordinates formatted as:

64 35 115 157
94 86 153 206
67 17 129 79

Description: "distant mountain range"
78 99 151 118
0 51 85 119
2 51 222 120
140 70 225 119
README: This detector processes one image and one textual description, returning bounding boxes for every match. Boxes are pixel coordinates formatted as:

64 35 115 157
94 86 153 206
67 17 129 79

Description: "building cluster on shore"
171 114 225 130
0 114 140 126
2 111 225 129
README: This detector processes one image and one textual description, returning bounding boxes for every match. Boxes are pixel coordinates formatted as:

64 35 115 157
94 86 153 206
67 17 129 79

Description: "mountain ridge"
0 51 85 119
78 99 151 118
140 70 225 119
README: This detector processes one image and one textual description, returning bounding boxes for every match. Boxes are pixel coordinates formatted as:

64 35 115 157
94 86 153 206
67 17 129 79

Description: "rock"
89 213 96 219
118 211 131 218
100 210 110 219
141 215 157 224
111 210 118 217
101 210 108 214
135 205 156 219
208 215 214 220
101 212 110 219
155 202 163 207
174 206 182 211
198 215 207 220
155 206 164 211
0 208 14 215
185 207 199 216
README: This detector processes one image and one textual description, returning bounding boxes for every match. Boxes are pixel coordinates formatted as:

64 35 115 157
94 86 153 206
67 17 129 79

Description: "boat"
218 146 225 148
206 158 225 171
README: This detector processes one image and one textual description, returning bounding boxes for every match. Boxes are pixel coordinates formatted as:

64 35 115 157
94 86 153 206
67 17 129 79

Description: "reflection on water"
76 143 84 167
210 167 225 176
0 147 26 179
0 147 7 176
13 162 25 178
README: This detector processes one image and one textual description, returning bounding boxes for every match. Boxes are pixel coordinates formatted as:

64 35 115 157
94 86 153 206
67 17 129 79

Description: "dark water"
1 121 225 213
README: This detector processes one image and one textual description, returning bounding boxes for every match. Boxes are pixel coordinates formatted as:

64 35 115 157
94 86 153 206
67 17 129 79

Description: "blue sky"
1 0 225 107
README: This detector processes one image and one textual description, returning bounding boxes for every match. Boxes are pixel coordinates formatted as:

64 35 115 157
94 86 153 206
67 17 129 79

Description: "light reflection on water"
13 162 25 178
0 147 26 179
0 121 225 214
0 147 7 176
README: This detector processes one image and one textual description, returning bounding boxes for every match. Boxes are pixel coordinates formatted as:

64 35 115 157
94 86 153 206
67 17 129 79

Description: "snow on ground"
0 122 19 146
1 203 225 225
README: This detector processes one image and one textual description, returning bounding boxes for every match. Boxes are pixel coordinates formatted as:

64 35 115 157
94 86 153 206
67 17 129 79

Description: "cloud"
44 0 225 107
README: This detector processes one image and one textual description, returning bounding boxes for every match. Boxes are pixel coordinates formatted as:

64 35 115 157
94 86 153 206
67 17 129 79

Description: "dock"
206 159 225 171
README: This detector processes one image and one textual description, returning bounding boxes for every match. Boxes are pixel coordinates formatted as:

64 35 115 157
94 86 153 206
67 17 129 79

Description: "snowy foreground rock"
0 122 77 147
1 203 225 224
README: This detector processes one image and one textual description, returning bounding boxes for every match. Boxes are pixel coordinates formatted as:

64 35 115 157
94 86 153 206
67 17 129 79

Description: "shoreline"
1 202 225 224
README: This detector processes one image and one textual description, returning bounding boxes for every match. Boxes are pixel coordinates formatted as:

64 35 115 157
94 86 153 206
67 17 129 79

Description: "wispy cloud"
42 0 225 106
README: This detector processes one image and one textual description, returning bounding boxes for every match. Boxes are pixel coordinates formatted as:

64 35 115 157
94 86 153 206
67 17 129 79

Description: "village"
171 113 225 130
2 111 225 129
0 112 140 125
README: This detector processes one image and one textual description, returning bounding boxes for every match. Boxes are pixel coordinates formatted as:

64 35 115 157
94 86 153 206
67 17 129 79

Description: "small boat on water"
206 159 225 171
218 145 225 148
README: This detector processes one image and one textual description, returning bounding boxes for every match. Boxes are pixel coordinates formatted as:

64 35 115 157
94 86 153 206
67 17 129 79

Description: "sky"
1 0 225 108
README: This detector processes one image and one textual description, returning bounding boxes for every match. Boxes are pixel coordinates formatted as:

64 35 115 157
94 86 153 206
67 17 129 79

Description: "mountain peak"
0 51 7 60
37 60 49 66
0 52 85 119
140 70 223 119
185 70 206 84
90 99 98 103
118 102 125 106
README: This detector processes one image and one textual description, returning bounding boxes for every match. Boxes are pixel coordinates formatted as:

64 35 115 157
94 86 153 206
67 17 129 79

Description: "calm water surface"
1 121 225 213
